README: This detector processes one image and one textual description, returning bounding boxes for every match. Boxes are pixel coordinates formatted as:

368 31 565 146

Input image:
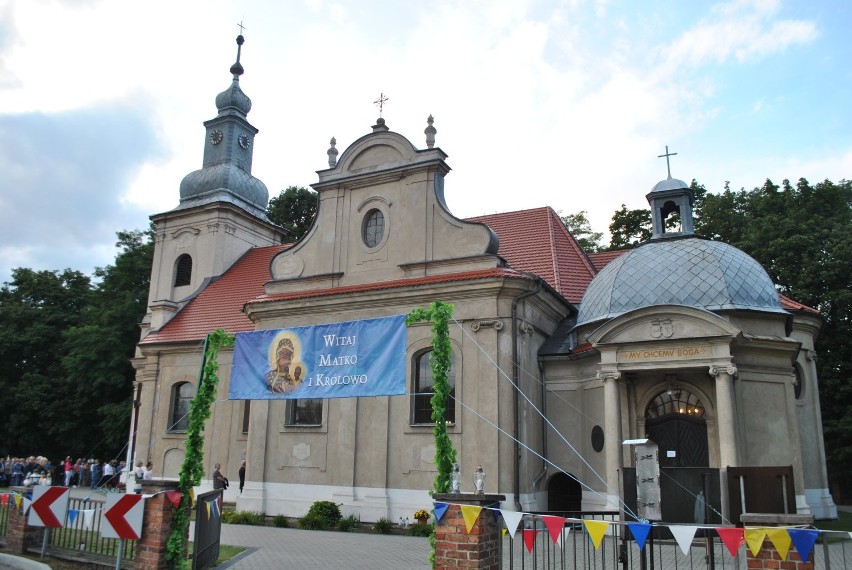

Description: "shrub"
407 523 433 537
336 513 360 532
372 516 394 534
272 514 289 528
305 500 342 527
223 510 266 525
298 513 326 530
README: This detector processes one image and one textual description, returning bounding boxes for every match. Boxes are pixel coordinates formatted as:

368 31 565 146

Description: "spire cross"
373 93 389 117
658 145 677 179
237 20 246 35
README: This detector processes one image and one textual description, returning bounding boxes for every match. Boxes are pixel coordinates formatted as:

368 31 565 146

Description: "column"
710 364 738 521
598 370 623 510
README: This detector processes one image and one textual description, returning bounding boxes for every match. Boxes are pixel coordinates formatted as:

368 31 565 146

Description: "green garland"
406 301 457 569
165 329 234 568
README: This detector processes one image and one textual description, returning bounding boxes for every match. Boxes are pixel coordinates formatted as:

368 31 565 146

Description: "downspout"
512 276 542 511
530 358 548 496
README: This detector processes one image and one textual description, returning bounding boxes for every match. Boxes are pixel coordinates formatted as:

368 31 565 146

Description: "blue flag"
229 315 407 400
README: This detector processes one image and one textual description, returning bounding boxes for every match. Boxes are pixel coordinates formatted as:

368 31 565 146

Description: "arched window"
362 209 385 248
646 387 705 419
412 350 456 424
174 254 192 286
169 382 194 432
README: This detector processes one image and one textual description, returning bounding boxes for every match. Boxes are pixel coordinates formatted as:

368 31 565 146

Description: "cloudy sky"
1 0 849 284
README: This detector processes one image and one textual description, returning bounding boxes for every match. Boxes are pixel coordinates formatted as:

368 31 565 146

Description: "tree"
0 268 91 457
267 185 318 242
560 210 604 252
607 205 652 250
63 228 154 456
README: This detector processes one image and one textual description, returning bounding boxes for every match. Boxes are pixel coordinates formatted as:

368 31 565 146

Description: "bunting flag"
81 509 96 531
584 520 609 550
14 495 23 509
542 515 567 544
500 510 524 538
787 529 819 562
502 528 507 537
627 523 653 550
716 527 745 557
766 528 791 560
165 491 182 509
669 525 700 555
67 509 79 526
460 505 482 533
1 494 8 507
556 527 571 546
522 529 539 553
744 528 767 556
433 502 449 523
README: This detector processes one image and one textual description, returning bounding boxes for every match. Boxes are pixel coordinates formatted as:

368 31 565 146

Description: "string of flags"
432 501 848 561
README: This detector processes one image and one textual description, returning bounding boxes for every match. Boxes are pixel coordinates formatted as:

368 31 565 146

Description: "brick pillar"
5 486 46 553
741 513 815 570
433 493 506 570
135 479 187 570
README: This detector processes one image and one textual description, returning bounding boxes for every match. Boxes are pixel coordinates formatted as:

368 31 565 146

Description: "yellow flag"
14 495 22 509
744 528 767 556
189 488 196 506
584 520 609 549
766 528 792 560
502 528 507 537
460 505 482 533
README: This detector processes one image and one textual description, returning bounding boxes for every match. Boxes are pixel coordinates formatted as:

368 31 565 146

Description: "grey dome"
649 177 689 194
577 237 786 326
215 79 252 117
179 163 269 216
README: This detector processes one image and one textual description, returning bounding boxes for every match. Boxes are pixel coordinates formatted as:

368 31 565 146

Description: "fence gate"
193 489 223 570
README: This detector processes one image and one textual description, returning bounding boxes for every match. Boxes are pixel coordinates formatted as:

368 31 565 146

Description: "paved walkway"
207 523 432 570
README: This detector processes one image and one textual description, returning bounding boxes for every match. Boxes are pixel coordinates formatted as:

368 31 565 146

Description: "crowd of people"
0 456 153 491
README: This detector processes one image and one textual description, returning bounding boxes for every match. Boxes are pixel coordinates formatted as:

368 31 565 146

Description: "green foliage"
560 210 604 252
336 514 361 532
372 516 394 534
298 513 327 530
222 510 266 525
266 185 318 243
166 330 235 569
607 204 652 249
272 514 290 528
408 522 434 537
406 301 458 495
305 500 342 527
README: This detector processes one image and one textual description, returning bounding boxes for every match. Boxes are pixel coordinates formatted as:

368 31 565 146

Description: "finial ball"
236 35 245 45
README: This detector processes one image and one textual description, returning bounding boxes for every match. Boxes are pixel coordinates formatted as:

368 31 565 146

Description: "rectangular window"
286 399 323 426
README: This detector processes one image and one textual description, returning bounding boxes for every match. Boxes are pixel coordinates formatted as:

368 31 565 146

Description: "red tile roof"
140 244 288 345
466 207 597 303
587 249 626 271
779 294 821 315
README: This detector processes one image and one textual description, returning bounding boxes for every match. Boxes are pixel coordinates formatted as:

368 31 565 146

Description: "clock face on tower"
238 133 251 149
210 129 224 145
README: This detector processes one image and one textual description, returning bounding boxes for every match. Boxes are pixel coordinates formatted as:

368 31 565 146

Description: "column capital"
709 364 737 378
597 370 621 382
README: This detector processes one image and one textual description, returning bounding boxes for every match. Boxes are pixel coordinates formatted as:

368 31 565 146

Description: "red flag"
542 516 567 544
165 491 183 509
716 527 745 557
523 529 540 553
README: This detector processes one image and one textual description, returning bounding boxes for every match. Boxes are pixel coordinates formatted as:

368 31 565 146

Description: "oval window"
362 209 385 248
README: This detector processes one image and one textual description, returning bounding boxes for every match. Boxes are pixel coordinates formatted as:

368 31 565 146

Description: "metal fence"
502 513 852 570
0 492 135 564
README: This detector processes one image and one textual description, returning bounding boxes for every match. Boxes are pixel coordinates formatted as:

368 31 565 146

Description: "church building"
132 36 837 524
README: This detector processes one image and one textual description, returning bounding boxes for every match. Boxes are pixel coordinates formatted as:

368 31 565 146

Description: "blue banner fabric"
229 315 407 400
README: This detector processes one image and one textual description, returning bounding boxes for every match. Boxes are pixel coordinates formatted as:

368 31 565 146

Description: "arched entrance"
547 472 582 512
645 387 709 467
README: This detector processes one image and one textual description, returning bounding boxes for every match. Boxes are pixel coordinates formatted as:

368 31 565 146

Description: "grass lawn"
813 510 852 533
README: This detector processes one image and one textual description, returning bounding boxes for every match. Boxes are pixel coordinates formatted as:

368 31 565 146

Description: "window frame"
285 398 324 427
411 349 456 426
174 254 193 287
169 381 194 432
